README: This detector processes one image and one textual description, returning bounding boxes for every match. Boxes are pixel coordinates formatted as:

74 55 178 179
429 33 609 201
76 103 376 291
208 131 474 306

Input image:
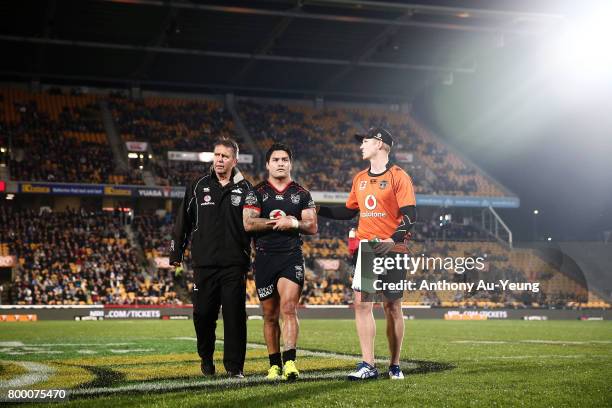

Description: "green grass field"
1 319 611 407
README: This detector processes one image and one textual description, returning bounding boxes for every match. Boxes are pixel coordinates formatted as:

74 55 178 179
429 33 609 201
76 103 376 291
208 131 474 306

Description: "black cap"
354 127 394 148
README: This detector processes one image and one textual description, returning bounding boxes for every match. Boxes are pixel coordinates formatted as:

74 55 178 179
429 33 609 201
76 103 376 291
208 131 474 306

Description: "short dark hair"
213 138 239 158
265 143 292 163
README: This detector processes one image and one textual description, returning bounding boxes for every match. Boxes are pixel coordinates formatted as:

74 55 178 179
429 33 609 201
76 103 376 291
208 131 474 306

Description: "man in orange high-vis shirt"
318 127 417 381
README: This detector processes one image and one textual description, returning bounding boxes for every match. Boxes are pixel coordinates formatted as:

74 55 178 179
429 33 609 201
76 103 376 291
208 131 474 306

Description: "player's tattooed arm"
271 209 317 234
243 207 276 232
298 208 318 235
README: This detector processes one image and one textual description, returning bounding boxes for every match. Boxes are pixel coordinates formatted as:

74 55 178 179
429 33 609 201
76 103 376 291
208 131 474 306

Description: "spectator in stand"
1 88 143 185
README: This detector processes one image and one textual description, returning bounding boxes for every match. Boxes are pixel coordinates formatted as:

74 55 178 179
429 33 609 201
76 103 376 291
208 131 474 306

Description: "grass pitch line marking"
0 342 24 347
0 361 55 390
4 350 64 355
109 349 154 354
452 340 612 345
35 342 136 347
68 369 352 397
484 354 586 360
175 337 416 367
521 340 612 345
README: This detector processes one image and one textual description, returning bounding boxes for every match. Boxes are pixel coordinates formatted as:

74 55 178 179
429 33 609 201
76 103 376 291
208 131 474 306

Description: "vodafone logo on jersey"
269 209 286 219
362 194 386 218
364 194 377 210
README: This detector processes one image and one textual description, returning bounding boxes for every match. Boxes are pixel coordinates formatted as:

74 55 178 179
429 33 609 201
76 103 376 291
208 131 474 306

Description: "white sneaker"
347 361 379 380
388 365 404 380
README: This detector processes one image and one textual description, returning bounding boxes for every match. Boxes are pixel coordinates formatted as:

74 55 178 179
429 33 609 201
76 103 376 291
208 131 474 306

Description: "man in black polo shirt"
170 138 252 378
243 143 317 381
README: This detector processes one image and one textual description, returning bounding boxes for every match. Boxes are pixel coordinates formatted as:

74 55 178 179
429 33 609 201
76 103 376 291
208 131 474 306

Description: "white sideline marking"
110 349 154 354
68 370 351 397
173 337 415 367
0 342 24 347
5 351 64 355
2 341 418 397
453 340 612 345
0 361 55 390
484 354 585 360
35 342 136 347
521 340 612 345
77 350 98 355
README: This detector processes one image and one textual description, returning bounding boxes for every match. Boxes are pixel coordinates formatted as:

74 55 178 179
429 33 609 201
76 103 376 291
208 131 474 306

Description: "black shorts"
254 250 305 301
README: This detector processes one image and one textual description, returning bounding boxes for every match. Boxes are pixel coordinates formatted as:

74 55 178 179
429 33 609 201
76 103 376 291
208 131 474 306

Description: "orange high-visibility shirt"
346 164 416 240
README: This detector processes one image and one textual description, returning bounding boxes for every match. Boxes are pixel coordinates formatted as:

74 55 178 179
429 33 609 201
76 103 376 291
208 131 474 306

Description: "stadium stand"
4 202 601 308
1 205 180 305
237 99 507 196
0 87 606 310
0 87 142 185
132 211 194 294
109 95 260 186
297 218 609 309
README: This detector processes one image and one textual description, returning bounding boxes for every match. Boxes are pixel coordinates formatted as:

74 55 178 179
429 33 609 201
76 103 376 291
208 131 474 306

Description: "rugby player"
318 127 417 380
243 143 317 381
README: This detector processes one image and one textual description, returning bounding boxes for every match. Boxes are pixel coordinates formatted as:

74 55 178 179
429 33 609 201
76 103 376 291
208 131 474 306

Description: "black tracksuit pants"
192 266 247 372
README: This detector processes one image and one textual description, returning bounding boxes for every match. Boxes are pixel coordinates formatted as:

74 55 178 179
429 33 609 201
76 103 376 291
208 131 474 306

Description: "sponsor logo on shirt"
364 194 377 210
359 180 367 190
361 211 386 218
275 194 284 200
201 195 215 206
269 209 286 219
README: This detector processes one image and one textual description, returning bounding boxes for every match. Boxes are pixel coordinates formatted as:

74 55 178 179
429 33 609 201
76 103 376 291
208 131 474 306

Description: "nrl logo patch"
262 193 269 202
290 194 300 204
295 265 304 280
231 194 241 206
245 192 257 206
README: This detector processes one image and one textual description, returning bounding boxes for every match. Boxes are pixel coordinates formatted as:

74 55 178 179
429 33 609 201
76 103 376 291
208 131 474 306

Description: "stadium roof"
0 0 564 102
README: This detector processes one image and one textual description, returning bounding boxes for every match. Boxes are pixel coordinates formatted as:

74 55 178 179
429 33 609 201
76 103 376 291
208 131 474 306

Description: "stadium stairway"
99 100 130 174
225 95 262 168
142 170 156 186
0 163 8 181
124 224 148 270
0 283 9 305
